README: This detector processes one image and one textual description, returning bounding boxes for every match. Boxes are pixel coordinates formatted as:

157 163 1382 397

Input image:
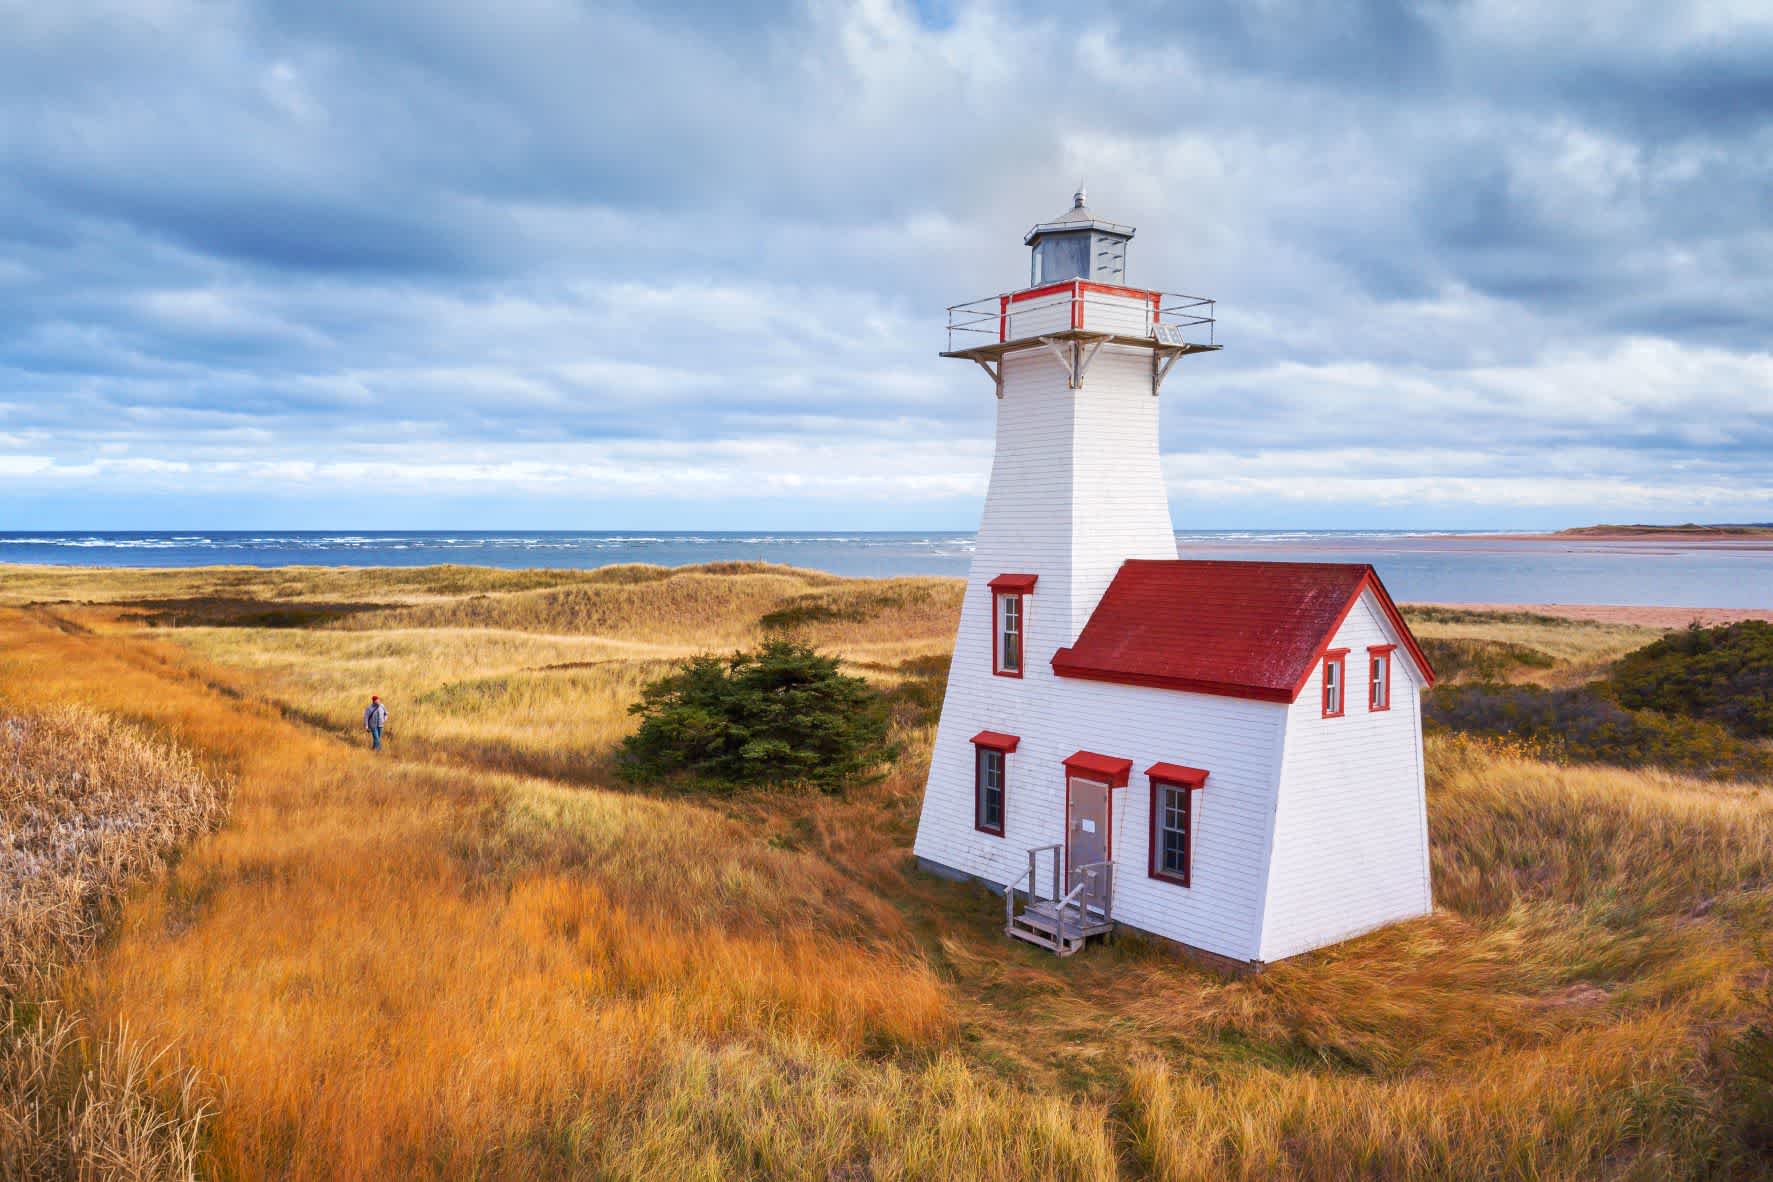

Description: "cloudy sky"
2 0 1770 531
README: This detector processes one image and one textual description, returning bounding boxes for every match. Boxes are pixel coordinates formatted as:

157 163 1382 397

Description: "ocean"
2 529 1770 608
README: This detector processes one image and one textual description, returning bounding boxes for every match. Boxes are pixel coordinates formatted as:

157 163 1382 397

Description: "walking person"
363 694 388 751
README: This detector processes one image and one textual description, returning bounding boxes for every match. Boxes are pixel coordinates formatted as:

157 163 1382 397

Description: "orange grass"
0 570 1768 1180
0 607 964 1180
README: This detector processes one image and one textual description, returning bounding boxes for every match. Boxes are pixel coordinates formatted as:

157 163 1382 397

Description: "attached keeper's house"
913 193 1436 966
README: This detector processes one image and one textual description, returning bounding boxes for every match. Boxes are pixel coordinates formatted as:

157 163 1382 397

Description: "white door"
1066 776 1109 892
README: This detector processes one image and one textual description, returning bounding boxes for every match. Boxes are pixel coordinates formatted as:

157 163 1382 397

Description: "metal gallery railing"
947 282 1215 351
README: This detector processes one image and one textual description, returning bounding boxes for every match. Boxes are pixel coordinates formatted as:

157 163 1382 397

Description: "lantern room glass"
1031 232 1090 286
1030 230 1131 287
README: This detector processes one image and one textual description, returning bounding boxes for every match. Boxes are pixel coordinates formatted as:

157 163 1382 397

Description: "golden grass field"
2 562 1770 1180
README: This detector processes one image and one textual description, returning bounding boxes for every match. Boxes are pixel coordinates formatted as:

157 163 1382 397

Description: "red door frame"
1060 752 1132 883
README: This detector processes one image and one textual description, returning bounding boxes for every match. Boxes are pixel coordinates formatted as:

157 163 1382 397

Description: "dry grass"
0 569 1769 1180
1 706 226 1180
3 1009 212 1182
1400 604 1661 687
2 706 230 996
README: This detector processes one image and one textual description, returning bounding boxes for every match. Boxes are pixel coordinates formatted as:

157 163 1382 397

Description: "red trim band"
1051 650 1295 702
987 572 1038 593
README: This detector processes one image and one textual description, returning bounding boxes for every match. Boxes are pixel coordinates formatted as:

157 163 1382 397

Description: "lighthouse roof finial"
1023 190 1134 245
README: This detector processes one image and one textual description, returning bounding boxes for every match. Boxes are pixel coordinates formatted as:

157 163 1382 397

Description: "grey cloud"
0 0 1769 527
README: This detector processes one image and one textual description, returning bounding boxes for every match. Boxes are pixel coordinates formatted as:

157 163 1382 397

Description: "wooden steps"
1003 847 1117 957
1006 899 1114 957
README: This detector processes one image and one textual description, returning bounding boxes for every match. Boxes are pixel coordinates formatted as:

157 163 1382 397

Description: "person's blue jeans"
369 725 382 751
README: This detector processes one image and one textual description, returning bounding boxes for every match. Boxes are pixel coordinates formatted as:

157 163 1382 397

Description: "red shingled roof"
1051 560 1433 703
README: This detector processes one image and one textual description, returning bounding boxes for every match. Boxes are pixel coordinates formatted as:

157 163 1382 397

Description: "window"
997 594 1022 674
986 574 1035 678
1322 649 1348 718
1368 645 1395 712
1146 763 1206 887
971 731 1018 836
976 747 1005 835
1152 782 1190 884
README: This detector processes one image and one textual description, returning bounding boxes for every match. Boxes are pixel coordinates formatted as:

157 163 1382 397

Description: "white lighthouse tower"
944 190 1218 648
913 194 1436 966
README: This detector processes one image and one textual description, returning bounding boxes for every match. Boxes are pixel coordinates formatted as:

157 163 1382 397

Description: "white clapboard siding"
1256 592 1434 962
914 664 1287 962
1005 292 1074 340
1078 289 1153 336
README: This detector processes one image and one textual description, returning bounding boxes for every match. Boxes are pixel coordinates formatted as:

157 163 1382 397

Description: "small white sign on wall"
1080 818 1096 834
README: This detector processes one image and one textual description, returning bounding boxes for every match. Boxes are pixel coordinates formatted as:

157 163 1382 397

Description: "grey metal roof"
1023 189 1135 245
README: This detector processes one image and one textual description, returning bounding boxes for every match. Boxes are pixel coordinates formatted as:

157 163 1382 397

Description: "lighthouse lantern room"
913 195 1437 967
942 191 1218 399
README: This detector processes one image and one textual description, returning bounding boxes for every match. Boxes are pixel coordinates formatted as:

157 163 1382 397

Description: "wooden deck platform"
941 328 1220 364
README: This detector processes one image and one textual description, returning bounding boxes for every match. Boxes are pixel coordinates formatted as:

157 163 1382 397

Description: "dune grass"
1401 606 1662 687
0 566 1768 1180
1 705 228 1179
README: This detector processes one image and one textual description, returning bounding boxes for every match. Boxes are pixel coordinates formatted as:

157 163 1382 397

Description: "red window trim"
1367 644 1396 713
1144 761 1208 789
1321 648 1349 718
990 583 1029 679
970 734 1013 837
969 730 1020 752
1147 769 1206 888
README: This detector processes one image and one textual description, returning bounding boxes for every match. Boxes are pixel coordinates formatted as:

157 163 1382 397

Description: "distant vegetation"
1418 637 1555 682
618 639 896 791
1424 620 1773 780
1557 522 1773 537
1609 621 1773 739
1424 683 1773 780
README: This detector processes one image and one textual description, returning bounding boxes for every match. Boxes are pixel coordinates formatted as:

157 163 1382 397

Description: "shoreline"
1458 530 1773 548
1409 602 1773 627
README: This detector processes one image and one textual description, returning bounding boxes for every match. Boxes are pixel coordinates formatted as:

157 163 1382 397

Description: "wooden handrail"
1005 866 1031 928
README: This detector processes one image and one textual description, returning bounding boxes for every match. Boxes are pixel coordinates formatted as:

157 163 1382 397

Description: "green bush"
1424 683 1773 780
618 639 895 791
1608 621 1773 739
1728 1021 1773 1160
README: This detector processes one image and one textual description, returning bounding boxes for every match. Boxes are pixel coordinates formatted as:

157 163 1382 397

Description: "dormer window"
987 574 1037 678
1368 645 1395 712
1322 649 1348 718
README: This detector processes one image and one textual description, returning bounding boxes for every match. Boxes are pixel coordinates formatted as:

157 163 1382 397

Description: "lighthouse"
913 195 1436 966
943 190 1219 647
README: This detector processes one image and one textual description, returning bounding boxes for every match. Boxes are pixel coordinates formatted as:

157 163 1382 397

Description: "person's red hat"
371 695 380 701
